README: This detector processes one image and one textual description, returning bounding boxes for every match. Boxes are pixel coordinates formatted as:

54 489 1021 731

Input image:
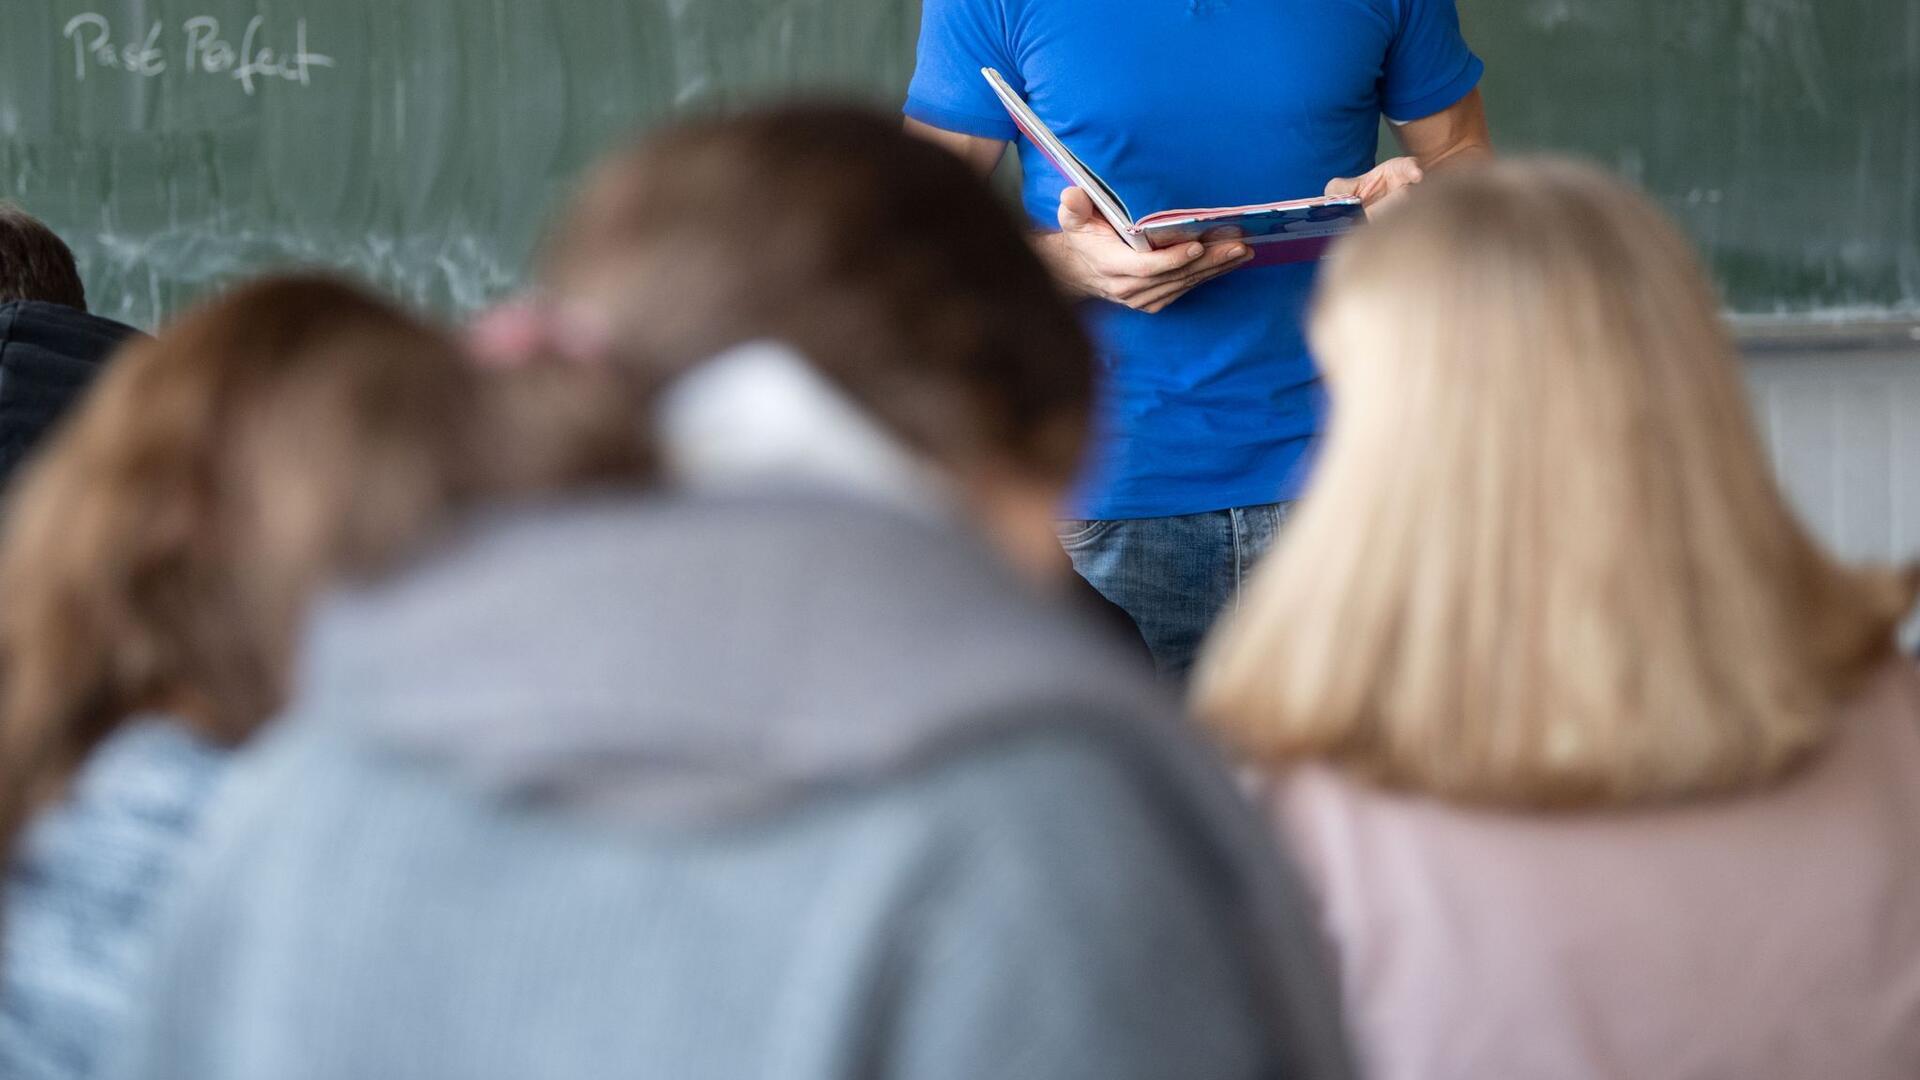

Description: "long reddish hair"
0 275 483 857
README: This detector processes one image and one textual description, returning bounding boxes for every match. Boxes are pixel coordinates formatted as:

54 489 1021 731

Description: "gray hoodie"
113 493 1352 1080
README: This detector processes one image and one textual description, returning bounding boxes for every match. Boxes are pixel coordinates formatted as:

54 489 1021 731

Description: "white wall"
1742 324 1920 646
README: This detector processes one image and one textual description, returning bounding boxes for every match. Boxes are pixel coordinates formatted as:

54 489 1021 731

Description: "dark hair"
0 203 87 311
542 105 1094 483
0 274 484 863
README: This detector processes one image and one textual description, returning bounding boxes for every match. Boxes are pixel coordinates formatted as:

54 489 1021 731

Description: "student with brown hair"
0 202 144 491
116 108 1351 1080
535 107 1147 651
1196 160 1920 1080
0 275 485 1080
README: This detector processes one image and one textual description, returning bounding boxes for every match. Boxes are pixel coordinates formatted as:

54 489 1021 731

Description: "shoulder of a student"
902 724 1239 907
1849 655 1920 735
870 727 1285 1072
1251 758 1407 882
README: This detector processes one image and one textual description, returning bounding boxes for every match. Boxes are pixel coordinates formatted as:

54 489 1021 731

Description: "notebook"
982 67 1365 267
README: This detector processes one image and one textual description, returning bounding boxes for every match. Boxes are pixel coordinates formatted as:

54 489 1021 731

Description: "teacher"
906 0 1492 678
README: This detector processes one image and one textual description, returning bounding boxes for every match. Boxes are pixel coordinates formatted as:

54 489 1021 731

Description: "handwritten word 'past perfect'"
62 14 335 96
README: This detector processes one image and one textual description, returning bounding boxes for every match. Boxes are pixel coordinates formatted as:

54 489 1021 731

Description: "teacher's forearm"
1421 136 1493 172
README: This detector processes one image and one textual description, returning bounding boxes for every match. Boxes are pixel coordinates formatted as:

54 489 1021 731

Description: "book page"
980 68 1149 251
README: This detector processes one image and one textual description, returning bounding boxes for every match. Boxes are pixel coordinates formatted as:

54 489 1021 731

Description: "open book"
982 68 1365 268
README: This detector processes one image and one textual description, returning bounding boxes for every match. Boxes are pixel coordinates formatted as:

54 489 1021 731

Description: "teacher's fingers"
1057 186 1100 232
1131 245 1255 313
1083 234 1213 279
1324 174 1364 200
1363 158 1424 201
1367 182 1417 220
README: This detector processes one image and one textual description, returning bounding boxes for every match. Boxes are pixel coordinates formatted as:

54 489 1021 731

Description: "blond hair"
1195 160 1917 810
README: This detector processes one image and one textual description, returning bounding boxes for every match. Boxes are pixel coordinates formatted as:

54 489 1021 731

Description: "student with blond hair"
1196 160 1920 1080
0 276 485 1080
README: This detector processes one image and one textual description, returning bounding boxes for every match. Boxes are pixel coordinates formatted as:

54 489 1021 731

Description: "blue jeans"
1056 502 1293 681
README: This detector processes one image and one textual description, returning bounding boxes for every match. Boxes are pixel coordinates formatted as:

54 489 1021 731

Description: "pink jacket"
1262 660 1920 1080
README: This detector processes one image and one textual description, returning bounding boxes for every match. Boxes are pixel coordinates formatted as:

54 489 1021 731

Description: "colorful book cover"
982 67 1364 267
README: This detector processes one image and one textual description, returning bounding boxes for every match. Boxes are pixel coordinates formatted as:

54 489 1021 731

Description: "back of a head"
1198 159 1918 810
542 105 1094 487
0 302 143 494
0 203 87 311
0 274 481 840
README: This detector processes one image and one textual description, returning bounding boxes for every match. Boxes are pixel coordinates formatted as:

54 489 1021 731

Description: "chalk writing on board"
62 14 335 95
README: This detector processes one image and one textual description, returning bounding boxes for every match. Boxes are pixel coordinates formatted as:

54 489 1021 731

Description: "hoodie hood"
0 300 143 489
295 492 1170 822
289 491 1357 1080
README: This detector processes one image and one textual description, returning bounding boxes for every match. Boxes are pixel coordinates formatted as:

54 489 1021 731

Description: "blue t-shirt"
906 0 1482 519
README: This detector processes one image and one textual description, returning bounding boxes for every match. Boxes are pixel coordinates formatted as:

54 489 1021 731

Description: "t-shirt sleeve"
1379 0 1485 123
903 0 1021 141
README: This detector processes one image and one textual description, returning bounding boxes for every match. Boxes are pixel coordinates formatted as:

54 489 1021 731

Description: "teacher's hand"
1325 156 1425 218
1035 187 1254 314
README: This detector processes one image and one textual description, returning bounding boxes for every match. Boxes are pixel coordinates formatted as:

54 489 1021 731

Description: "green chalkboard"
1461 0 1920 316
1 1 919 328
1 1 1914 327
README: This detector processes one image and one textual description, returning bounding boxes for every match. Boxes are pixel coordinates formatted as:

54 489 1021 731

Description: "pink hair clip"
466 297 613 369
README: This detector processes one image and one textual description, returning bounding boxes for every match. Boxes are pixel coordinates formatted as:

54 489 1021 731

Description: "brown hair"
0 203 87 311
0 274 483 855
1195 159 1918 810
540 105 1094 484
